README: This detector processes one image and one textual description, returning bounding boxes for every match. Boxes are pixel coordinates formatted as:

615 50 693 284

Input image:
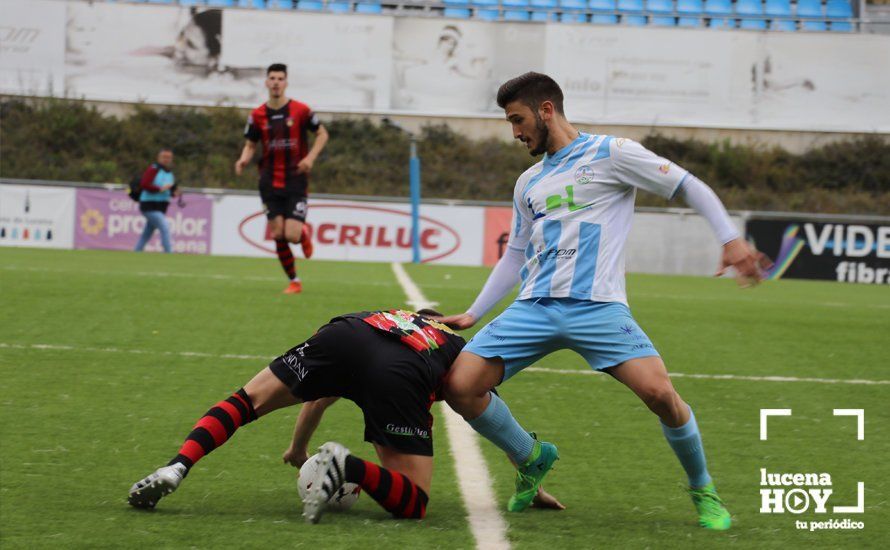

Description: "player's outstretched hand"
282 446 309 468
436 313 477 331
716 238 774 288
532 486 566 510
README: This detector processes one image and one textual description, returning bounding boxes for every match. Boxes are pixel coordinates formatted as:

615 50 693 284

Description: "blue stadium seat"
354 1 382 13
590 0 619 23
531 0 559 20
677 0 703 26
826 0 853 31
704 0 732 27
267 0 295 8
618 0 646 25
825 0 852 17
797 0 826 30
238 0 268 8
648 0 676 26
504 0 531 20
764 0 795 30
472 0 498 19
736 0 766 29
296 0 322 10
326 1 352 12
207 0 236 7
444 7 472 18
559 0 587 22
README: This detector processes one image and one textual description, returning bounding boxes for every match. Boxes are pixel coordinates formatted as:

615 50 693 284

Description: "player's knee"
639 385 677 412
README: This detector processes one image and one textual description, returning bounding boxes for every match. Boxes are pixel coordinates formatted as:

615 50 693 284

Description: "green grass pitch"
1 248 887 549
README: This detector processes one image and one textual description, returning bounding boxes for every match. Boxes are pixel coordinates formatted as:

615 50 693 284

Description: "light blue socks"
467 392 535 464
661 406 712 488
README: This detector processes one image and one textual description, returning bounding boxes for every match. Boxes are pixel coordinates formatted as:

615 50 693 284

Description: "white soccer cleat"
303 441 350 524
128 463 187 509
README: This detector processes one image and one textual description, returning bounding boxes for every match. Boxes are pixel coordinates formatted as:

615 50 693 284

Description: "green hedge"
2 98 888 214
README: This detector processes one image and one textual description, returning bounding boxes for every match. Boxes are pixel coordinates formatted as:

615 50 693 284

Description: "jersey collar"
543 132 589 165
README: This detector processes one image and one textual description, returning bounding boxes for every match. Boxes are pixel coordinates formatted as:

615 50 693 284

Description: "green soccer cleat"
507 437 559 512
688 482 732 530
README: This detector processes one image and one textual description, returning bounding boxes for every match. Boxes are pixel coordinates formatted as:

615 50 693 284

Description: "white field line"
2 342 888 386
5 264 888 310
524 367 890 385
390 263 509 550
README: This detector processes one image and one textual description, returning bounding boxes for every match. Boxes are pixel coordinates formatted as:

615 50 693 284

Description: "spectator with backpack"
134 148 177 253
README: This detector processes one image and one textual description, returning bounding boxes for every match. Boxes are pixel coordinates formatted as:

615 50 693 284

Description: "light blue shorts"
464 298 659 382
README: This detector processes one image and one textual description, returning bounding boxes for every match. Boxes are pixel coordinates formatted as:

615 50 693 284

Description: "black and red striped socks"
275 239 297 280
344 455 429 519
168 388 257 472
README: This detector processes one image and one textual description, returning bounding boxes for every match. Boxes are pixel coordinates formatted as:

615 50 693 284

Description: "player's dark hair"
267 63 287 75
496 72 564 115
158 147 173 154
416 308 443 318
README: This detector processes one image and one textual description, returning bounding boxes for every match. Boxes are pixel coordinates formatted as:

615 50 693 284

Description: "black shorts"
260 188 307 222
268 318 439 456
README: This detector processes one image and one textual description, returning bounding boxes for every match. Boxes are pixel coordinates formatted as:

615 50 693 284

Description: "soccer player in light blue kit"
440 73 770 531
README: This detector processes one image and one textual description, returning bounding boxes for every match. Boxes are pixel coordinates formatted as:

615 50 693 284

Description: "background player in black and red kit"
235 63 329 294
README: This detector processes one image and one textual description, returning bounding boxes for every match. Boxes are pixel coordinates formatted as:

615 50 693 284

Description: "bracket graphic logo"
759 409 865 531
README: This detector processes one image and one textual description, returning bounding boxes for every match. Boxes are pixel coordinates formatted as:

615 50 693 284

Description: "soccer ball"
297 453 361 511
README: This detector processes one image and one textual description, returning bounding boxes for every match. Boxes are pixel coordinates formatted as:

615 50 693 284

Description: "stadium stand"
590 0 620 23
648 0 678 26
677 0 704 26
705 0 735 27
765 0 796 31
531 0 560 20
736 0 767 29
618 0 648 25
100 0 862 32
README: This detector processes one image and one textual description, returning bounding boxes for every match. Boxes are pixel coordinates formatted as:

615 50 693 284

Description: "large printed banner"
74 188 213 254
0 185 75 249
748 219 890 285
3 0 889 132
59 1 392 108
211 195 483 266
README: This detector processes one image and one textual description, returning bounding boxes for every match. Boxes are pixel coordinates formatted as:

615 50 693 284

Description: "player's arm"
282 396 340 467
440 194 531 330
613 139 771 286
234 140 256 176
235 113 261 175
675 175 772 285
297 113 328 175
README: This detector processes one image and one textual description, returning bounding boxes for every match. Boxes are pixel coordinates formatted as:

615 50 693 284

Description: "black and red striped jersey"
341 310 465 354
244 99 320 195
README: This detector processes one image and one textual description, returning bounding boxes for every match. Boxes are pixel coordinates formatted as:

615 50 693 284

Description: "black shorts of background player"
235 63 329 294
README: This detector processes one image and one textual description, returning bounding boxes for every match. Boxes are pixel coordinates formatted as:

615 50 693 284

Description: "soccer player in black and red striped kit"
235 63 329 294
127 309 564 522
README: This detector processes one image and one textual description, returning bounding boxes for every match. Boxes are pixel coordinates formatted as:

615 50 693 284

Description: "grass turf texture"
1 248 888 549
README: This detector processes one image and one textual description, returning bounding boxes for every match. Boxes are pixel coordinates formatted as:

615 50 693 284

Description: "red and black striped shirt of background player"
244 99 320 196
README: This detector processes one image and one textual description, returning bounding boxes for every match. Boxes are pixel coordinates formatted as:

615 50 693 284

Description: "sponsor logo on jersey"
659 163 671 174
574 164 595 185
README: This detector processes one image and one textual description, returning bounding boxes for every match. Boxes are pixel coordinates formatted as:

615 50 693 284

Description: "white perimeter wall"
1 0 889 133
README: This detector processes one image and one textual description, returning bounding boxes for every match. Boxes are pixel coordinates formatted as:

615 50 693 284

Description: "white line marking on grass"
0 342 271 362
524 367 890 385
390 263 509 550
5 342 888 386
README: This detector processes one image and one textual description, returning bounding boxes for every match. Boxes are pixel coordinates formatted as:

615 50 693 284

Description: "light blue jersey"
511 133 688 305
